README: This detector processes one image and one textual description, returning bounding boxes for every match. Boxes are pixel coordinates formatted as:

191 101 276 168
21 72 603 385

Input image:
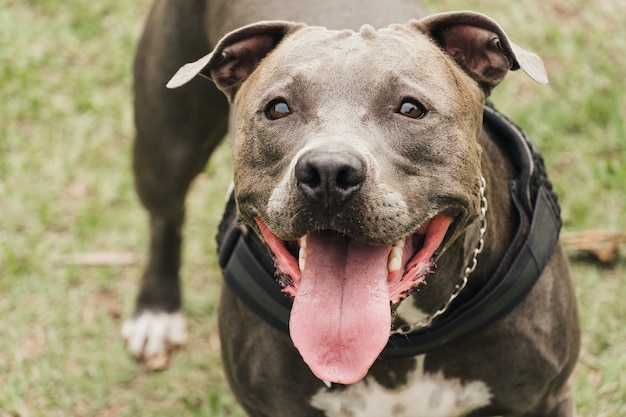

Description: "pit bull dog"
124 0 580 415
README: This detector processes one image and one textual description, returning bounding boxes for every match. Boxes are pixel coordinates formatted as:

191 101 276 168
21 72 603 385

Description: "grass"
0 0 624 415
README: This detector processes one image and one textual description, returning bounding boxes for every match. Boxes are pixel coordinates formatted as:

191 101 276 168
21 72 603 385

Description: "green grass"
1 0 624 415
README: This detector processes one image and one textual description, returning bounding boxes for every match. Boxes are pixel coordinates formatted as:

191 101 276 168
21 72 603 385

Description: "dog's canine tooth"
299 247 306 271
299 236 307 271
387 245 403 273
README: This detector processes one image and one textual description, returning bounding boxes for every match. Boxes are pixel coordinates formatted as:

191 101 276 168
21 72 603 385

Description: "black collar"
217 104 562 358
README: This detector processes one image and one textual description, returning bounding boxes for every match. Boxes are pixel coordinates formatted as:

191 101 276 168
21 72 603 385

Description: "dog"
124 0 580 415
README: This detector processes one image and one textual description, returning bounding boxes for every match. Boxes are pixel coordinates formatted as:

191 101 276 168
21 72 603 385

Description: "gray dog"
124 0 580 415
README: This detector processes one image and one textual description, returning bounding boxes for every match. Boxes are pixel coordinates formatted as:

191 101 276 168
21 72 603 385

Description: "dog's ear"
167 21 304 100
413 11 547 94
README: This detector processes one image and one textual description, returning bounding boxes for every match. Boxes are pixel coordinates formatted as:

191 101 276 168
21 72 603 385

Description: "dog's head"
168 12 546 385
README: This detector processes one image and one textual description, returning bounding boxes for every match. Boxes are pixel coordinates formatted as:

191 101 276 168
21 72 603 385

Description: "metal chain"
391 175 488 336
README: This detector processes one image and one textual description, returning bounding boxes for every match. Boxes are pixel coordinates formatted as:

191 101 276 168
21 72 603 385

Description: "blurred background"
1 0 624 415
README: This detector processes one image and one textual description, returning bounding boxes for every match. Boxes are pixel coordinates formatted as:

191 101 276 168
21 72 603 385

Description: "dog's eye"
398 100 427 119
265 100 292 120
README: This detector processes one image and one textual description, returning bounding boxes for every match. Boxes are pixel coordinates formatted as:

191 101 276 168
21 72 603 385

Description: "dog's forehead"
245 23 462 101
243 24 470 113
275 24 438 65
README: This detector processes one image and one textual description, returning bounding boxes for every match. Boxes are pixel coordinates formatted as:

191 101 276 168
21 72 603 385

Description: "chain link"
391 175 488 336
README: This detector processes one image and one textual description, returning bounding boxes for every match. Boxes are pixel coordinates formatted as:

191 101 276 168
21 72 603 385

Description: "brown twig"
561 230 626 264
62 252 139 266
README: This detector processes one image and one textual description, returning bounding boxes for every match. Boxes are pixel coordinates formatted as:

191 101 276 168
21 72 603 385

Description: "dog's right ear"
167 21 304 100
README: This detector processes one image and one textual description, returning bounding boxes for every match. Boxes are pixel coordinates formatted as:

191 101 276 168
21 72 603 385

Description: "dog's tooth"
387 246 403 273
299 245 307 271
394 239 405 249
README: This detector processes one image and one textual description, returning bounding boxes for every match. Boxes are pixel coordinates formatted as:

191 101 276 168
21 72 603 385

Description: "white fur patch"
311 356 492 417
395 297 429 327
121 311 188 368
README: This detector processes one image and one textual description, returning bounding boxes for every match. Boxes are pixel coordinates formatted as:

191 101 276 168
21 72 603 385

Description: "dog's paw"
121 310 188 370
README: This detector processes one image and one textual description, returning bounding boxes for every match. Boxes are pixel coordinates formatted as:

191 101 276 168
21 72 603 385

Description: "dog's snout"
295 150 366 208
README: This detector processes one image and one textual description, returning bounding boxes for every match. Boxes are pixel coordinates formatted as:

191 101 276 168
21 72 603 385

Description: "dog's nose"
295 149 366 208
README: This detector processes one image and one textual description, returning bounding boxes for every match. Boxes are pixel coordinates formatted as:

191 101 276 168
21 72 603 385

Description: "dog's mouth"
255 214 453 385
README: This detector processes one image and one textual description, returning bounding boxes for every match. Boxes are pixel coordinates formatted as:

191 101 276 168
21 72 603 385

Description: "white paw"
121 310 188 370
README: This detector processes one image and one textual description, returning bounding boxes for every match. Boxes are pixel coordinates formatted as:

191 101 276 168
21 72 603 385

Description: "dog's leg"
122 0 228 369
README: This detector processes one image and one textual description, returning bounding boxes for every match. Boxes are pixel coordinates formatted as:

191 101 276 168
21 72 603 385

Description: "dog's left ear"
413 11 547 94
167 21 304 100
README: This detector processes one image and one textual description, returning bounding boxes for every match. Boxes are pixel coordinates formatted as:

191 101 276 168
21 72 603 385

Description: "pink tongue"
290 232 392 384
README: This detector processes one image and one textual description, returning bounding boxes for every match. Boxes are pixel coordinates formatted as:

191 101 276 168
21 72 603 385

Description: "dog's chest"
310 356 492 417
